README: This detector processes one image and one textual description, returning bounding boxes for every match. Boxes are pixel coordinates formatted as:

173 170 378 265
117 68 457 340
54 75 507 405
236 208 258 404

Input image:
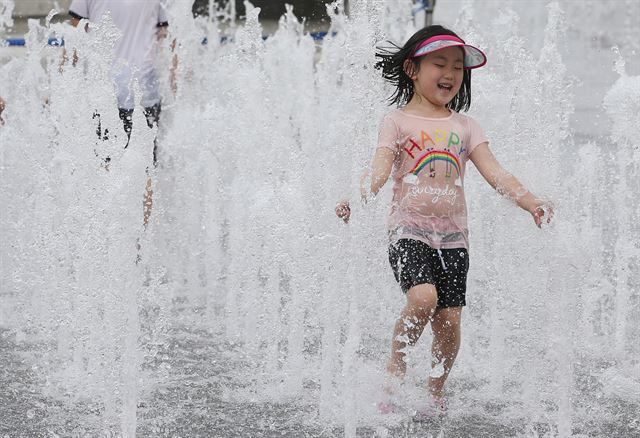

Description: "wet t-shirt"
377 109 488 250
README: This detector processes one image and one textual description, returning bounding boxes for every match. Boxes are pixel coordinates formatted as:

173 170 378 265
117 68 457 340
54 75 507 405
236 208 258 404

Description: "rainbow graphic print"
410 150 461 177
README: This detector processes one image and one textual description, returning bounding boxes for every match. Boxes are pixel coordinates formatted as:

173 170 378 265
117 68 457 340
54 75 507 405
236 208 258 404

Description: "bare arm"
0 96 5 125
470 142 553 227
362 147 396 200
170 38 178 94
335 148 396 223
156 26 178 95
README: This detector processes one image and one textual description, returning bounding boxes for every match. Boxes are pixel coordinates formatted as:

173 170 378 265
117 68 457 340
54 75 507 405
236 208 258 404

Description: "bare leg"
143 177 153 228
141 104 161 227
387 283 438 379
427 306 462 397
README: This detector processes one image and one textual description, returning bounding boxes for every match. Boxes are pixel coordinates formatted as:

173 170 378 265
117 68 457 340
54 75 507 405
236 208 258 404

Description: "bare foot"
383 360 406 395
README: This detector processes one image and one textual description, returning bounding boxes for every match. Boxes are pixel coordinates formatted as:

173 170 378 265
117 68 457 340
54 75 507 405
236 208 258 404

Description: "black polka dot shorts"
388 238 469 308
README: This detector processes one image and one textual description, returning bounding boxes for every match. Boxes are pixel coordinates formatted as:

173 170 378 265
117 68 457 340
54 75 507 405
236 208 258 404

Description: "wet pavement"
2 302 638 438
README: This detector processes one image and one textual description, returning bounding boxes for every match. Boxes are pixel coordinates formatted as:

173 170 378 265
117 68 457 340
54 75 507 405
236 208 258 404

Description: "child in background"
66 0 177 230
67 0 174 162
335 25 553 417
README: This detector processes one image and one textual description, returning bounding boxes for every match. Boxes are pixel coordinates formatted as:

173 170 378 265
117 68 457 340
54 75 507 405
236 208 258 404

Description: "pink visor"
412 35 487 69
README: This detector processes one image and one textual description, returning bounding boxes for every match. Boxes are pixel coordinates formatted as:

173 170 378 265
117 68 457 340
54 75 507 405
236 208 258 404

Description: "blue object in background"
412 0 434 15
4 37 64 46
4 32 330 47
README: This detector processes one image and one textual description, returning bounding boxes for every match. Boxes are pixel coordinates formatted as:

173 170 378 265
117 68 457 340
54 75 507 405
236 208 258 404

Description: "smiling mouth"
438 84 453 91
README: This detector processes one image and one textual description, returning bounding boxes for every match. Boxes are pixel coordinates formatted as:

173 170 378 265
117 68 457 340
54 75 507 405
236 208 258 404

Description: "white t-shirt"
69 0 168 109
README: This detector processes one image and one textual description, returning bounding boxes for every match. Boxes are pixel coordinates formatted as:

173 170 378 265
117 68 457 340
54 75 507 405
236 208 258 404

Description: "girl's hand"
530 201 554 228
335 200 351 223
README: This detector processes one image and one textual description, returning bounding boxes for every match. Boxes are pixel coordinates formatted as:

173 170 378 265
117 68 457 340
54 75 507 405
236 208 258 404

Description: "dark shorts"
388 238 469 308
93 103 162 166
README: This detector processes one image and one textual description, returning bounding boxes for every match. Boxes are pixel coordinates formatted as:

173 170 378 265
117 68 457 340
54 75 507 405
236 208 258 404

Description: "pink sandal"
377 400 401 414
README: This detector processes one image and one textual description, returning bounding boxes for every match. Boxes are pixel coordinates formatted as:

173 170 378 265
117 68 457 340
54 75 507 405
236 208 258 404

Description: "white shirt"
69 0 168 109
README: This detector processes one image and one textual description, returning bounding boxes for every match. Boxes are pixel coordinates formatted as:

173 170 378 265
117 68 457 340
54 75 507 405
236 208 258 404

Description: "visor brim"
413 40 487 69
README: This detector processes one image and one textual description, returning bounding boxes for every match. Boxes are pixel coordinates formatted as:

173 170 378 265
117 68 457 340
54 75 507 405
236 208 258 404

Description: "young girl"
335 25 553 417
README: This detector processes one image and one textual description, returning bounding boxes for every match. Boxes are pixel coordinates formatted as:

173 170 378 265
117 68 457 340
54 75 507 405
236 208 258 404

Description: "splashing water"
0 0 13 33
0 0 638 436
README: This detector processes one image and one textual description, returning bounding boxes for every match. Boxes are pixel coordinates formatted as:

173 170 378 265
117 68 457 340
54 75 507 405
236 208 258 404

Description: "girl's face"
407 46 464 108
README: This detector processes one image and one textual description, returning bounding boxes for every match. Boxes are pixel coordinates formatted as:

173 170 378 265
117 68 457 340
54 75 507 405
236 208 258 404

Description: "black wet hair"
375 25 472 112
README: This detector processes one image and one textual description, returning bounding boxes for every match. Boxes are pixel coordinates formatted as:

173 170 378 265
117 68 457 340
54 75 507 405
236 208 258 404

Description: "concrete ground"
1 300 638 437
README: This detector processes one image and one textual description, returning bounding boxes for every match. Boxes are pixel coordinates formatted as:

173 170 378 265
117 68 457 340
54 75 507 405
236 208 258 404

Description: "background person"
67 0 177 228
68 0 176 165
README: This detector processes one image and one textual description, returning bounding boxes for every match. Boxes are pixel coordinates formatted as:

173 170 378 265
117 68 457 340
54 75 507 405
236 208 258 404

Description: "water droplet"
429 363 445 378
